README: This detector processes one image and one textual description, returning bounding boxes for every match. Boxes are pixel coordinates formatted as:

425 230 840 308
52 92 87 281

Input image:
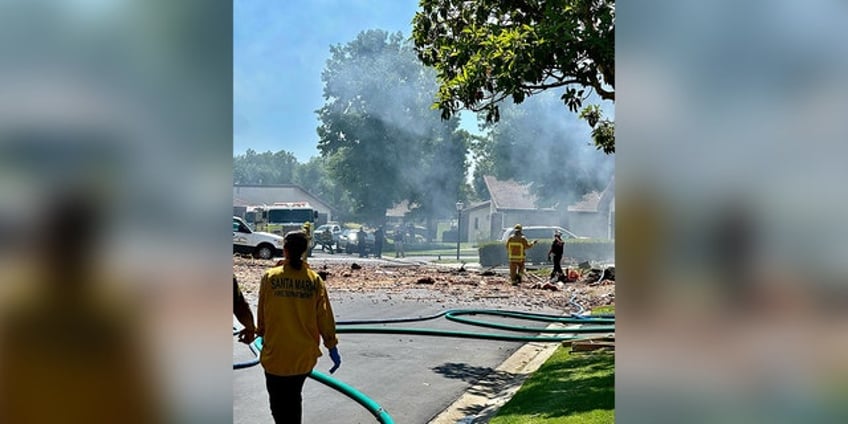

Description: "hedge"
380 240 461 252
478 239 614 267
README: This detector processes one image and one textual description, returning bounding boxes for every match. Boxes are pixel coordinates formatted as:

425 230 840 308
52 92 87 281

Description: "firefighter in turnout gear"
257 231 340 423
506 224 538 285
301 221 313 259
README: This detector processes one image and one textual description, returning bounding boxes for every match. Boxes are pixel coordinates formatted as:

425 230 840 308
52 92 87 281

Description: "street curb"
427 325 567 424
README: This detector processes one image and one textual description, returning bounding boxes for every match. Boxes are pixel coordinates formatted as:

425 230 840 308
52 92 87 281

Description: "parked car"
498 225 582 242
233 216 284 259
386 225 427 244
338 228 376 255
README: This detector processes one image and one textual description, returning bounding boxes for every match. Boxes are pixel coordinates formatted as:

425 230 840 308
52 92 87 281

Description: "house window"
474 217 479 230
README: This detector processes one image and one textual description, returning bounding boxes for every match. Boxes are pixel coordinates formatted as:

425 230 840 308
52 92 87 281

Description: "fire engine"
262 202 320 235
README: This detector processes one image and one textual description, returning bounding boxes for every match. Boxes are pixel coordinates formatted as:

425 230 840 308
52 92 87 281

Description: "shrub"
405 242 458 252
564 238 615 262
478 242 508 267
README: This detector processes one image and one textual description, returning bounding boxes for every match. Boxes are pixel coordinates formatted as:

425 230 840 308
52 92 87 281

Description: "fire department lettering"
270 277 317 298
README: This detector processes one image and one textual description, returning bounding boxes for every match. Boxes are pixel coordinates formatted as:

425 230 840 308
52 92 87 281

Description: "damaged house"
566 178 614 240
461 176 560 242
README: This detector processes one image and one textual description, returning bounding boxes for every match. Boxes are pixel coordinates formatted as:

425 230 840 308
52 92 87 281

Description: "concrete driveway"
233 293 555 424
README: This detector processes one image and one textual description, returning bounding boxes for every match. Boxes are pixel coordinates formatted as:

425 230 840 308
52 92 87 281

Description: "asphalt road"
233 293 553 424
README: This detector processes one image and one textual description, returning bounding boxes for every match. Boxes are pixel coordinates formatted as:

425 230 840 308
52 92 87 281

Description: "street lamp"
456 201 464 261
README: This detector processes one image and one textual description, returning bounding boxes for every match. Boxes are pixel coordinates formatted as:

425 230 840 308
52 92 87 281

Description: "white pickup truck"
233 216 284 259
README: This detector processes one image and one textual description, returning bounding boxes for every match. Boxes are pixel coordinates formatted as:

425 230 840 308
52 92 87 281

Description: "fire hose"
237 336 395 424
234 303 614 423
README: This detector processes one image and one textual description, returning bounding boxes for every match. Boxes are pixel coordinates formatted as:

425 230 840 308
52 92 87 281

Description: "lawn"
489 304 615 424
400 242 477 257
591 305 615 315
489 348 614 424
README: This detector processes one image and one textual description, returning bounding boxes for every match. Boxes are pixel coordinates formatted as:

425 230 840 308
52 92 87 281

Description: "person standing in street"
234 276 256 344
506 224 537 285
256 231 341 424
547 230 565 282
374 226 384 258
301 221 313 258
394 227 405 258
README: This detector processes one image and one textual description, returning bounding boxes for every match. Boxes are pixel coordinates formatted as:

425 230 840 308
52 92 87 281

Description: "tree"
413 0 615 153
405 127 470 240
294 155 354 221
316 29 468 225
233 148 298 184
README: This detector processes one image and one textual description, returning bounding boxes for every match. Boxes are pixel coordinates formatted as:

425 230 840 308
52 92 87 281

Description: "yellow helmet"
514 224 522 231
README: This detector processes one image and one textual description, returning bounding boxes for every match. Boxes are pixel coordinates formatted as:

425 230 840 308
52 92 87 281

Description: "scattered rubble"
529 281 562 291
416 276 436 285
233 256 615 311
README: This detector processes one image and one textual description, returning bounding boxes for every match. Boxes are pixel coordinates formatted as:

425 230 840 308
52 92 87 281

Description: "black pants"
265 372 309 424
550 254 563 279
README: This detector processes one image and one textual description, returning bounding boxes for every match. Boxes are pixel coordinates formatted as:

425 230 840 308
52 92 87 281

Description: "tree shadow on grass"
495 352 615 420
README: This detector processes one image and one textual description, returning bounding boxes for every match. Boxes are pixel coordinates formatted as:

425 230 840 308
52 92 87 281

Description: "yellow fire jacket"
256 264 338 376
506 234 534 262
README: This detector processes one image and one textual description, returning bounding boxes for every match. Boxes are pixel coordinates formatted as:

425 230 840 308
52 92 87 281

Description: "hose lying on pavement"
234 336 395 424
335 309 613 341
232 307 613 367
234 302 614 423
309 369 394 424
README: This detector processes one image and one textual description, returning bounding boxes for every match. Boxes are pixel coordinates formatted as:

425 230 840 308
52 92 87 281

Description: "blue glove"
328 347 341 374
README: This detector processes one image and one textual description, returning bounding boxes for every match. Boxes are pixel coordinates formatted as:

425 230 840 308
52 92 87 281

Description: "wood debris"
233 256 615 311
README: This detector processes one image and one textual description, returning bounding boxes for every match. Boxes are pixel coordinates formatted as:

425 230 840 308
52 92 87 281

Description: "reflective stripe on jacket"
508 242 524 261
506 235 532 262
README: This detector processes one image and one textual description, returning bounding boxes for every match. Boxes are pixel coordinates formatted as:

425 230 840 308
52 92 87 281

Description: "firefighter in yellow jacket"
256 231 341 424
506 224 538 285
301 221 313 258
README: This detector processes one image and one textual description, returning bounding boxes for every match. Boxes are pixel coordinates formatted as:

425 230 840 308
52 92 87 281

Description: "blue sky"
234 0 478 162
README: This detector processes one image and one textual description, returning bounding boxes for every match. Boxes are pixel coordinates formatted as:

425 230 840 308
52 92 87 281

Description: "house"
567 178 614 239
462 176 560 242
233 184 335 223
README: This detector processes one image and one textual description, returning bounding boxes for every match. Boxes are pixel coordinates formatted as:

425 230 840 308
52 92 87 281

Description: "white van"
233 216 284 259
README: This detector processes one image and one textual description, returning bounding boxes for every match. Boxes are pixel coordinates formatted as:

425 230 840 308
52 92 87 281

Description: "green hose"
442 310 615 334
445 309 616 325
236 308 615 423
336 308 615 339
335 326 602 342
251 337 395 424
309 370 394 424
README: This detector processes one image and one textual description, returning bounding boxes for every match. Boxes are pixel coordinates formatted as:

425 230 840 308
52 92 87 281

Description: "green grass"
430 258 476 264
489 348 614 424
591 305 615 315
399 242 477 256
405 249 478 257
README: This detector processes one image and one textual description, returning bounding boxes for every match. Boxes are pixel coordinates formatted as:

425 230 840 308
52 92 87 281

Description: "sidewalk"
429 317 586 423
429 340 562 423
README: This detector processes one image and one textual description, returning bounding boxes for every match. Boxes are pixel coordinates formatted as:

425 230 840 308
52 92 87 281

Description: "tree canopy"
233 149 298 185
413 0 615 153
316 29 468 225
